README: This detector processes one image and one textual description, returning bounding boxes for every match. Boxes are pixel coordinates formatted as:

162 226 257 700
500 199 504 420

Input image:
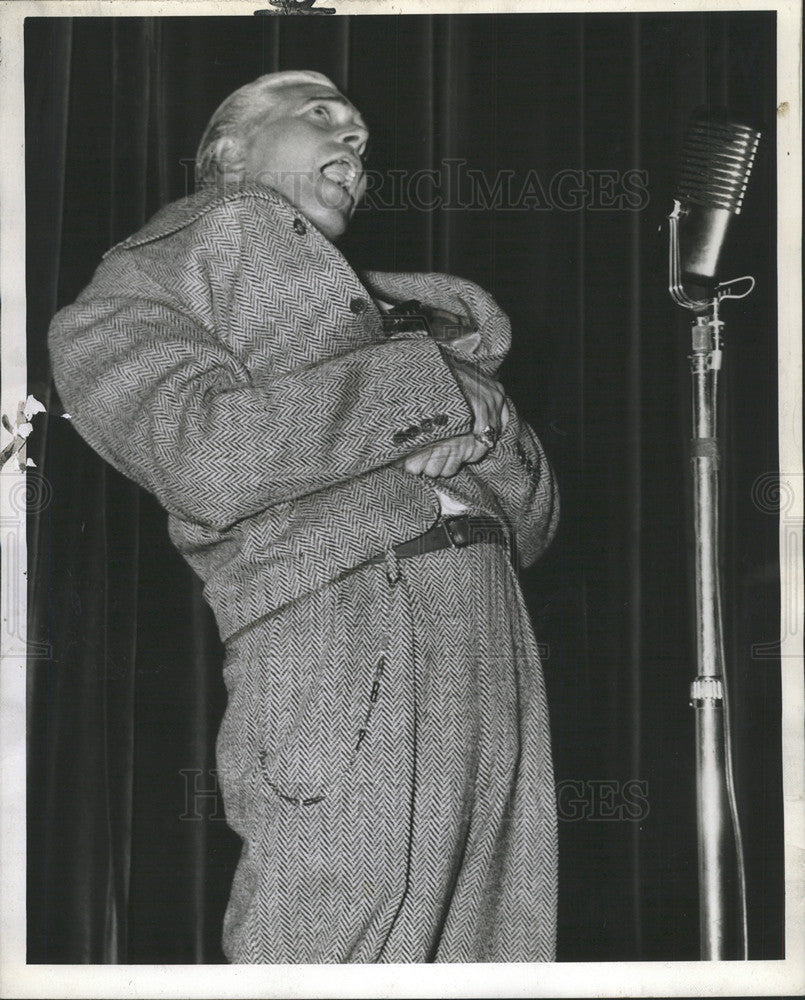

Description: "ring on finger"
473 424 499 450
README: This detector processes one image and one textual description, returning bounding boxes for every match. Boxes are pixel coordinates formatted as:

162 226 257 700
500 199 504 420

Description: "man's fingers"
403 448 431 475
423 452 450 478
428 435 486 478
431 442 466 478
402 432 493 480
466 439 490 465
439 452 470 478
467 371 494 437
448 357 506 438
423 439 465 478
472 398 492 439
404 440 454 477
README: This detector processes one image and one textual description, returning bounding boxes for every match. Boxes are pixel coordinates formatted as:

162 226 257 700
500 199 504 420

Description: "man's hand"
444 355 508 441
426 305 476 341
396 352 511 479
398 433 489 479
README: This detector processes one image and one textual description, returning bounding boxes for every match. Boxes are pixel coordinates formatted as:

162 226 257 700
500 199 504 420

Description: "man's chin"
304 205 351 241
244 176 352 239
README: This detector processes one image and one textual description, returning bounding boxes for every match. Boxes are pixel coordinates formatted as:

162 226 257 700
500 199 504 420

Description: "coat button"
292 218 307 235
419 417 434 433
350 296 368 315
404 424 421 438
433 413 448 426
392 430 408 445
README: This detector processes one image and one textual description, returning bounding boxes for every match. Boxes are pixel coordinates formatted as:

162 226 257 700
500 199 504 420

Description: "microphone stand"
668 201 752 960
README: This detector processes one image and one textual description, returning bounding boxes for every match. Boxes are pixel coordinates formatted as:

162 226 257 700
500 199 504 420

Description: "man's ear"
208 135 246 183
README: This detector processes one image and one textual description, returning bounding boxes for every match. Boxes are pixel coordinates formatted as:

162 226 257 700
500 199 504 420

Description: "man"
48 70 559 964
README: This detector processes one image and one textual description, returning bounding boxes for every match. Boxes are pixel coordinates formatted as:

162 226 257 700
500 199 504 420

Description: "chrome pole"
688 308 732 959
669 206 749 959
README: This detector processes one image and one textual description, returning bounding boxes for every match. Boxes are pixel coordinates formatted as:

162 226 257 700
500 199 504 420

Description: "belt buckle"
443 514 471 548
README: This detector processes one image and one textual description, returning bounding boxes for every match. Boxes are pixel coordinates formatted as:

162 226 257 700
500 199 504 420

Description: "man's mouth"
320 156 360 198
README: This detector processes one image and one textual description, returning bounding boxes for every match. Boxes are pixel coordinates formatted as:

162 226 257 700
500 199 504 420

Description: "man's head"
196 70 369 240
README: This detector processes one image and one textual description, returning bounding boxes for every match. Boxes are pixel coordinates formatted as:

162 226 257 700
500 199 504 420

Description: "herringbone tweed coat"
49 183 560 963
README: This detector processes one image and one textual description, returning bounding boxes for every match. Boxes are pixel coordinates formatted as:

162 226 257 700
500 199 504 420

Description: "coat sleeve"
48 209 474 531
467 398 560 568
361 269 511 378
363 271 559 565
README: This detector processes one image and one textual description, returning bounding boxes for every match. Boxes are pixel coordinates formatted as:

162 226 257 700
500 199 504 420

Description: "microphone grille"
675 111 762 214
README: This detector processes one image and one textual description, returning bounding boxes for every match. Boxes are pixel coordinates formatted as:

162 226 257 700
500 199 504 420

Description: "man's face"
239 83 369 240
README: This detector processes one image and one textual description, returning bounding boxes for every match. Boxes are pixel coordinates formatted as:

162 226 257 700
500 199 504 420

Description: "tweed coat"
49 183 559 644
48 182 560 962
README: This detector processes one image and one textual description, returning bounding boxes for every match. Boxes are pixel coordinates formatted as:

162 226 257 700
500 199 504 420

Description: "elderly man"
48 70 559 964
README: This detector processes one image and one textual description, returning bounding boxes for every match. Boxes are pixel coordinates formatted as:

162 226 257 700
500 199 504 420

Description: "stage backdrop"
25 12 782 963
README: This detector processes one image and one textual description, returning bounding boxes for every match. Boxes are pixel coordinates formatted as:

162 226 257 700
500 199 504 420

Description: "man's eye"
310 105 330 122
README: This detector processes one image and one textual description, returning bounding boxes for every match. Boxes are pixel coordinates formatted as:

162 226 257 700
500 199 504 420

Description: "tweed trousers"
216 532 557 964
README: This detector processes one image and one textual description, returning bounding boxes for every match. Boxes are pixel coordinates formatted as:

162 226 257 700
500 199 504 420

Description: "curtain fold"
25 17 71 582
626 14 644 955
25 12 782 963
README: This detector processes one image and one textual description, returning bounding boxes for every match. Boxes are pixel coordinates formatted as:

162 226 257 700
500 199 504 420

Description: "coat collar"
103 183 302 258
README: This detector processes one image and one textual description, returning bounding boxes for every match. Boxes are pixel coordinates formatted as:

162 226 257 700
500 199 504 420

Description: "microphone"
674 109 761 288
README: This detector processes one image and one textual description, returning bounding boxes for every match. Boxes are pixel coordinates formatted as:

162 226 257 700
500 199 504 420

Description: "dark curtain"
26 13 782 963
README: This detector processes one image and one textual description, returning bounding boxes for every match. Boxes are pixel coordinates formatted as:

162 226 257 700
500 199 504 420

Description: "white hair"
195 70 340 188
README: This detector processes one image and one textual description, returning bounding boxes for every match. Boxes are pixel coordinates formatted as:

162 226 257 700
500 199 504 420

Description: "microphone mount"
668 198 756 314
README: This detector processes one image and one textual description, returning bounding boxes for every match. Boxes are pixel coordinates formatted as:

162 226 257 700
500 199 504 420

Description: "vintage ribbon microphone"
668 108 762 960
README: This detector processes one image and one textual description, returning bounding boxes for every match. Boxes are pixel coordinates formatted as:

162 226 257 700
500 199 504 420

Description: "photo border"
1 1 802 997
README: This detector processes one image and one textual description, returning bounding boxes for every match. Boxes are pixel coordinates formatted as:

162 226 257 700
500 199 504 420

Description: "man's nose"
336 123 369 152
